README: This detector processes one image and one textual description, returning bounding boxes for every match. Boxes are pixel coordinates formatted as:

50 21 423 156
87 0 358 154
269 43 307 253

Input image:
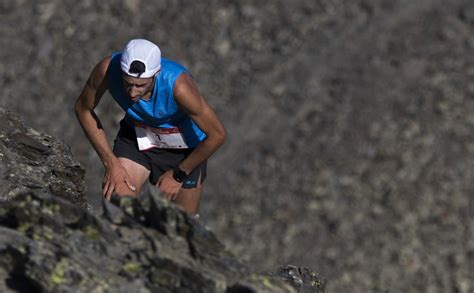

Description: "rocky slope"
0 109 325 292
1 0 473 292
0 191 300 292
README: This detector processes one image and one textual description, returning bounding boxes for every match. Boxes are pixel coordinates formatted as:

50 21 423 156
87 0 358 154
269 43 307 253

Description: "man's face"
122 74 154 102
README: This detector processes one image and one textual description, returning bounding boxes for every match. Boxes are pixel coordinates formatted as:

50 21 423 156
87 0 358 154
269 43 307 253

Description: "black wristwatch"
172 166 188 183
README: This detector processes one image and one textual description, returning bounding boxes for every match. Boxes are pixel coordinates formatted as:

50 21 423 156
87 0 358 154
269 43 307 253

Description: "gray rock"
0 107 89 210
0 191 296 292
277 265 326 293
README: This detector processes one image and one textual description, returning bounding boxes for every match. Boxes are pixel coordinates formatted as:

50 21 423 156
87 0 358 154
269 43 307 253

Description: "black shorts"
112 119 207 189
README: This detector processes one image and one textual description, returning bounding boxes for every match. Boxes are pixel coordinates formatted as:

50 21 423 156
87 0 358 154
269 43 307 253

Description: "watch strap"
172 166 187 183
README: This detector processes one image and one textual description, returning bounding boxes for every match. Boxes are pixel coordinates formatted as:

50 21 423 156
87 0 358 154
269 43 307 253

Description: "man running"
75 39 226 216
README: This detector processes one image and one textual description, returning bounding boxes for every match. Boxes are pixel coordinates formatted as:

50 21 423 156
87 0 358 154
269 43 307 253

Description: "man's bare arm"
75 57 112 165
173 73 227 174
74 57 135 198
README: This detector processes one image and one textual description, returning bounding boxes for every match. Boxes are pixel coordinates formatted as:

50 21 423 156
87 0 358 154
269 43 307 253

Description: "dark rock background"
1 0 473 292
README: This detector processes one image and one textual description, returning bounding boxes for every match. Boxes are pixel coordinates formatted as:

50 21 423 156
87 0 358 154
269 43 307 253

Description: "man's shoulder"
161 58 189 73
99 55 113 70
88 56 113 83
104 53 124 81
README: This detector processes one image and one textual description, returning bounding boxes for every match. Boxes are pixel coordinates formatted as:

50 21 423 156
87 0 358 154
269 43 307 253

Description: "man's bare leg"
112 159 203 216
113 157 150 196
174 183 203 216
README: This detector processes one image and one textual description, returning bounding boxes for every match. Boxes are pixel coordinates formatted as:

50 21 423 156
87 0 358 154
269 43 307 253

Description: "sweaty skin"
75 57 226 214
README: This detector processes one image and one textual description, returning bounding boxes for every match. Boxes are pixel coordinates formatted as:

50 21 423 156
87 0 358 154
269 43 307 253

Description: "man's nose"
128 86 139 98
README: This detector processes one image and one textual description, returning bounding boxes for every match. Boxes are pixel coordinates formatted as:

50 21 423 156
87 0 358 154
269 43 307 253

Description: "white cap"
120 39 161 78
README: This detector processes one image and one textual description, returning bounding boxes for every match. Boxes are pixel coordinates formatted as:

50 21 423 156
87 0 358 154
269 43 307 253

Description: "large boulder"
0 191 302 292
0 107 88 210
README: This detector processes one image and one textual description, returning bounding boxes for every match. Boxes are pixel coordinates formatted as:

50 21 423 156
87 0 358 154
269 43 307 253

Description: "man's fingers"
161 189 171 200
125 179 136 191
163 191 178 201
102 183 109 197
169 192 176 200
102 174 112 196
105 183 114 200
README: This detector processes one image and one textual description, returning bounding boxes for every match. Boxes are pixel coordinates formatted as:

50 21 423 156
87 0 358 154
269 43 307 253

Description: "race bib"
135 126 189 150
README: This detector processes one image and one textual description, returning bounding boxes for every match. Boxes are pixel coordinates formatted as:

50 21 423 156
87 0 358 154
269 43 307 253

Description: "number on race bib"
135 126 189 150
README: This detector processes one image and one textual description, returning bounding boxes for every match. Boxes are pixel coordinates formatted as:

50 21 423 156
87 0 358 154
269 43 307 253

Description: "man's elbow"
215 127 227 147
74 99 91 124
74 100 84 120
74 100 81 116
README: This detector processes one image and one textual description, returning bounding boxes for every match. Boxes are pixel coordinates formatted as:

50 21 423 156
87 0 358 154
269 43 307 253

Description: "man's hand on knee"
156 169 182 200
102 161 136 200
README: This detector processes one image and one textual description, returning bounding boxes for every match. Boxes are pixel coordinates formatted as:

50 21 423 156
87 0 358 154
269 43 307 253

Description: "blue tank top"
107 52 206 147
